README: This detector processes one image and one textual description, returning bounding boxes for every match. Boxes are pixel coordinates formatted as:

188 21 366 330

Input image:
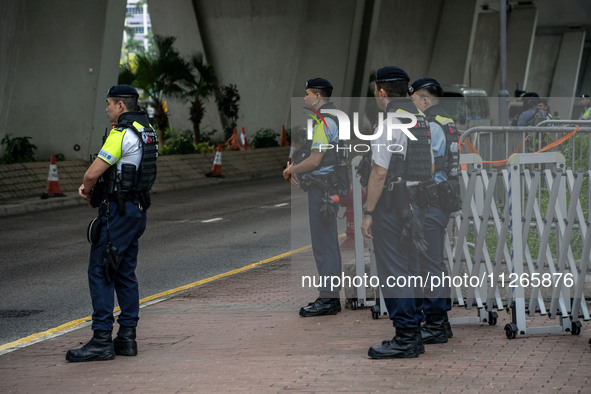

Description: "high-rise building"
122 0 152 60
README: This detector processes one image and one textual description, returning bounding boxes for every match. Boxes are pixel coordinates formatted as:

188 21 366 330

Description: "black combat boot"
113 326 137 356
382 327 424 354
65 330 115 362
443 311 453 338
421 314 448 344
299 298 341 317
368 327 419 359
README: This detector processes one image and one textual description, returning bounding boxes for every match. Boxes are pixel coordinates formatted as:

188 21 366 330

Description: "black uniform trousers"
372 197 425 329
307 182 342 298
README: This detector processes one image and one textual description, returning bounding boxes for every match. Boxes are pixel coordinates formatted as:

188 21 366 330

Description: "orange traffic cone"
241 127 248 150
205 146 225 178
279 125 287 147
229 128 241 150
41 154 65 199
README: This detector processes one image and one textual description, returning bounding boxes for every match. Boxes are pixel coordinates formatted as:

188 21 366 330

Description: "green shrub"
0 134 37 164
194 142 215 153
251 128 279 149
166 135 196 155
160 129 196 155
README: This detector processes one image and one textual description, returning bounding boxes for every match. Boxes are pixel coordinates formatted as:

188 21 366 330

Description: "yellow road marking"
0 244 312 353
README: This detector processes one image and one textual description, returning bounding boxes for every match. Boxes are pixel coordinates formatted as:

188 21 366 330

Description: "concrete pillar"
148 0 222 137
89 0 128 155
3 0 125 160
549 30 586 119
469 11 499 95
526 34 563 96
494 4 538 96
427 0 478 86
369 0 443 81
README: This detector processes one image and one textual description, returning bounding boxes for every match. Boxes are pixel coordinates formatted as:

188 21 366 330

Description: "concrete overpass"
1 0 590 160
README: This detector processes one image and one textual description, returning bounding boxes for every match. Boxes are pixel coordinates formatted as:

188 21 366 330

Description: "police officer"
66 85 158 362
283 78 343 317
410 77 459 344
517 92 545 126
360 66 431 359
579 94 590 120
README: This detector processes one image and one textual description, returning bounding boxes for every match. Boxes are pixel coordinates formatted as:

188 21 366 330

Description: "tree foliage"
183 53 217 144
121 35 191 144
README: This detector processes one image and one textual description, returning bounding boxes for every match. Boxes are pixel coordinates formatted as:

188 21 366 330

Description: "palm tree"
130 35 190 144
183 53 217 144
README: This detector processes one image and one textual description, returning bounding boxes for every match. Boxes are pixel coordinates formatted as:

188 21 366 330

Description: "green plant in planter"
251 128 279 148
1 134 37 164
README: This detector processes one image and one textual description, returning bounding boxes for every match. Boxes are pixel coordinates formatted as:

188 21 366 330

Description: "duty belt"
108 191 139 202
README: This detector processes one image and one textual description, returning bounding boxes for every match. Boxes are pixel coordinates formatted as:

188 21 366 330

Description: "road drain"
0 310 43 318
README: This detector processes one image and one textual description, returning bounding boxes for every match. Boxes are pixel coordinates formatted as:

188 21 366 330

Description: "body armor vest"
386 100 432 182
108 111 158 193
293 103 340 169
424 105 459 177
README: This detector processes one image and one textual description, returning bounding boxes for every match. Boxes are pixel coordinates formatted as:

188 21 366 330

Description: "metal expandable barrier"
350 125 591 339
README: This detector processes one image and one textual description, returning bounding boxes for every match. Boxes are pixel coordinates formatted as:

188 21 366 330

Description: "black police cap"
306 78 333 93
581 94 590 98
375 66 409 83
107 84 139 98
408 77 441 95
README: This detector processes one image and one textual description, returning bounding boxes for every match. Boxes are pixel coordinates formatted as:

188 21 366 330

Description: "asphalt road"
0 177 300 346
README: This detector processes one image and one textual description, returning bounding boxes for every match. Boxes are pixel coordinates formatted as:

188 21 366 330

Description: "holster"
419 179 438 207
390 178 411 219
300 173 334 193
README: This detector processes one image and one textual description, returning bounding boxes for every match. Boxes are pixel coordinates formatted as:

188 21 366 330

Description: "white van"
440 85 491 132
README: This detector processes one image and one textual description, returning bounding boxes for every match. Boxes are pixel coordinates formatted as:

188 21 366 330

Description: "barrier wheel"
351 298 359 310
371 305 380 320
488 311 498 326
504 323 518 339
571 321 582 336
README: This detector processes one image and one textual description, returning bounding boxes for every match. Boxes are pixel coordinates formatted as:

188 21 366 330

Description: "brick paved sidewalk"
1 250 590 393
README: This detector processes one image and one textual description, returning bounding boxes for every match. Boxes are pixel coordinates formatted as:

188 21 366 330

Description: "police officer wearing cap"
579 94 590 120
410 77 459 344
361 66 432 359
283 78 343 317
66 84 158 362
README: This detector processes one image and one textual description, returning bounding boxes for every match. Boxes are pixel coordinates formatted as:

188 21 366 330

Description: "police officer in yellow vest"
67 85 158 362
410 77 461 345
283 78 343 317
579 94 590 120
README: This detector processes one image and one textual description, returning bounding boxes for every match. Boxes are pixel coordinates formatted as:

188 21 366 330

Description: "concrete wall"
0 146 290 205
1 0 590 162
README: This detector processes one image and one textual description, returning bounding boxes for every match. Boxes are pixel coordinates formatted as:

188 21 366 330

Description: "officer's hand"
78 184 93 207
361 215 373 239
282 165 291 182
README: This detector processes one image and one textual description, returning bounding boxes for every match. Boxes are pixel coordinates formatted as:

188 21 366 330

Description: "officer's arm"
83 158 111 193
360 163 387 239
365 163 387 212
287 151 323 175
